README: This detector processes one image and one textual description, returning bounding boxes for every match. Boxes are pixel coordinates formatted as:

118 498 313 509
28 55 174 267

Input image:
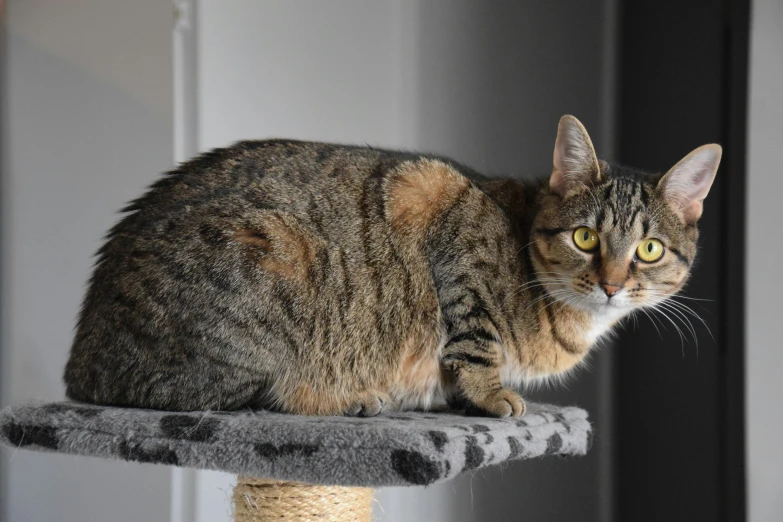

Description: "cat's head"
531 115 721 322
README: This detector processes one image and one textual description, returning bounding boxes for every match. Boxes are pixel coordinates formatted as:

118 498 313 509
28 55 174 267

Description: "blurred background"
0 1 780 521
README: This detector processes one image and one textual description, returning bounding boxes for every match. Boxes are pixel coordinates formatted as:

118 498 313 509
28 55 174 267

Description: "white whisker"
650 305 686 356
656 301 699 358
664 298 714 343
638 307 665 340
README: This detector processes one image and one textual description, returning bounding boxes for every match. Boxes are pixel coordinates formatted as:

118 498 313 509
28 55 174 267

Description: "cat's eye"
573 227 599 252
636 239 664 263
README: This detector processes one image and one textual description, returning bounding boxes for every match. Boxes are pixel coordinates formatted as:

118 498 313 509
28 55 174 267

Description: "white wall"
747 1 783 520
0 1 174 521
193 1 614 521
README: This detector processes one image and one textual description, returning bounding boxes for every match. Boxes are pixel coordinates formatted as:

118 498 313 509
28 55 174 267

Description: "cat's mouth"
586 293 633 315
559 288 631 315
598 300 626 311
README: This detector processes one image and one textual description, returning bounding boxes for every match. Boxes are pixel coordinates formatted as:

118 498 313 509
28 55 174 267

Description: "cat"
63 115 721 417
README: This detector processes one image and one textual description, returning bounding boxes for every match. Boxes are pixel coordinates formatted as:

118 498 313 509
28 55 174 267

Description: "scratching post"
233 478 373 522
1 402 591 520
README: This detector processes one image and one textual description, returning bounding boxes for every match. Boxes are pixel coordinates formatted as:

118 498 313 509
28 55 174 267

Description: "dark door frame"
614 1 749 521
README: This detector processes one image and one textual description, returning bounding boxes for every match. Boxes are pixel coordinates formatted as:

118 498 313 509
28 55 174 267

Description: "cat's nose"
601 283 623 298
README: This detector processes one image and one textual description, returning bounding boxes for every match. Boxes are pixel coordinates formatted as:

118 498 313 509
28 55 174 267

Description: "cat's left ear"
550 115 602 198
657 144 722 224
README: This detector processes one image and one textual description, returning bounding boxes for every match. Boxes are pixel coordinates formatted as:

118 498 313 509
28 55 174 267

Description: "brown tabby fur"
64 116 721 417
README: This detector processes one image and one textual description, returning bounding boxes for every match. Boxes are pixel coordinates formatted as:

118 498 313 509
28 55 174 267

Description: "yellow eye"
573 227 599 252
637 239 664 262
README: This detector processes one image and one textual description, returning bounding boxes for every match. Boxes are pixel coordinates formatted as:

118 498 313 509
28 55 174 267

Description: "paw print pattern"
0 401 591 487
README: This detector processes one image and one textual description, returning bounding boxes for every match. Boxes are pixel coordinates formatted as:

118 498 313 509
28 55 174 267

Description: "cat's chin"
586 300 631 319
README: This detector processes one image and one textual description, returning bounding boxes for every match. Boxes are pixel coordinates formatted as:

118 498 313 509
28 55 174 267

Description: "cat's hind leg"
342 390 390 418
271 376 391 417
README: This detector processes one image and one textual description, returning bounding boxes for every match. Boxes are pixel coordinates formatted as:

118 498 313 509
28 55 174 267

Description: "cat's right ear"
550 115 602 198
657 144 722 224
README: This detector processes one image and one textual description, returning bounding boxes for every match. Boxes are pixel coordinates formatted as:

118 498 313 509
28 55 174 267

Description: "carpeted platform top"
0 401 591 487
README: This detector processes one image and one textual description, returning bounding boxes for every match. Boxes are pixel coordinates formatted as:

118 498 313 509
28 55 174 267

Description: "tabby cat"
63 115 721 417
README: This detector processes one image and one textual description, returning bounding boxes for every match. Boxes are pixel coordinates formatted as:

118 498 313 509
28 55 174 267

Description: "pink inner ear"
554 136 574 175
660 145 721 222
550 118 600 197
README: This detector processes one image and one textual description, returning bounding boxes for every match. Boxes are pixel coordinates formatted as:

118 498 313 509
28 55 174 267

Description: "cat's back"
120 139 442 237
63 139 453 410
128 140 380 212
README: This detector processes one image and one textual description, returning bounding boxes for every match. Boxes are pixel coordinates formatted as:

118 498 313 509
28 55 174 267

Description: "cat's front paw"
466 388 526 418
343 392 386 418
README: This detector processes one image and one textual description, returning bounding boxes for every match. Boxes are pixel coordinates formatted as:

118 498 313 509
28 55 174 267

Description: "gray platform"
0 401 591 487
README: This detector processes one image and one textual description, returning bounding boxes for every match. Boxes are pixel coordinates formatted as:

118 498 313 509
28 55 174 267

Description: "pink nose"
601 283 622 297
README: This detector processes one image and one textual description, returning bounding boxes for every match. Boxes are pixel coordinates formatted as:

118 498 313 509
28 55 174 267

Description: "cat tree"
0 401 591 521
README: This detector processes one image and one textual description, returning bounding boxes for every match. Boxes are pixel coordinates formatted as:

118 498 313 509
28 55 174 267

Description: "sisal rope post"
233 477 374 522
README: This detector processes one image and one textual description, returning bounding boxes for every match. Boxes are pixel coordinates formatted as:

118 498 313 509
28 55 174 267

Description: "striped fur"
64 117 719 417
